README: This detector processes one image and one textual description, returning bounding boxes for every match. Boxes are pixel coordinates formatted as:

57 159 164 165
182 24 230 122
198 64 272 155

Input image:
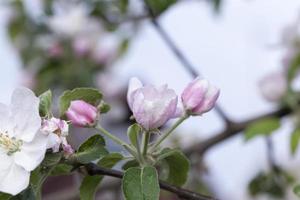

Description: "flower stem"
96 125 136 155
149 115 188 153
142 131 151 156
135 137 145 165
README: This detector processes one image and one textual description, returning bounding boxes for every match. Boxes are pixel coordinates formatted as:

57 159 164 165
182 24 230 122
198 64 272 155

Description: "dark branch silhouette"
185 106 291 156
84 163 218 200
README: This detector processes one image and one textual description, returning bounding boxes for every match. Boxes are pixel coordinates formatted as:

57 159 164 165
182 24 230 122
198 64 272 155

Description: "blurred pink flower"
72 36 92 56
95 72 124 99
20 69 37 89
91 36 118 65
48 42 64 58
258 71 287 102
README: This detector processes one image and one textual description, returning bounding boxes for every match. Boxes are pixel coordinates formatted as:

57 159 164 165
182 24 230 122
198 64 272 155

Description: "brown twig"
84 163 217 200
185 106 291 156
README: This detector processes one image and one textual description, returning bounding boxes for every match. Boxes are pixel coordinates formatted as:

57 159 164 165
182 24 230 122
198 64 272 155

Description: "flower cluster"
0 88 79 195
258 16 300 103
259 17 300 102
0 77 219 197
127 77 220 130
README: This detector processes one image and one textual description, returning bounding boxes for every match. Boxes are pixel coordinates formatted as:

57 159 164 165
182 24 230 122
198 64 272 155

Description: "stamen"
0 132 23 155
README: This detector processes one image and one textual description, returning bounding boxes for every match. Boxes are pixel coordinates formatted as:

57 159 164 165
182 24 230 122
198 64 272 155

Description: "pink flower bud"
182 77 220 115
258 71 287 102
127 77 178 130
66 100 98 127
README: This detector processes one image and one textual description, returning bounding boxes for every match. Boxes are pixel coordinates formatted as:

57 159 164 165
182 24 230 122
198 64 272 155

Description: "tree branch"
84 163 217 200
184 106 291 156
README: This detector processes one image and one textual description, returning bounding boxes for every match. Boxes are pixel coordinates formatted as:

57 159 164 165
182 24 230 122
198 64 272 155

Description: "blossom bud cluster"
127 77 220 130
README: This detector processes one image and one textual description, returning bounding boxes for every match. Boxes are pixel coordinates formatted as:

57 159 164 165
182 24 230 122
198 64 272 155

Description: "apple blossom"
258 71 287 102
0 88 48 195
47 3 89 37
127 77 178 130
181 77 220 115
20 69 36 89
41 117 71 153
72 36 92 56
91 36 118 65
66 100 98 127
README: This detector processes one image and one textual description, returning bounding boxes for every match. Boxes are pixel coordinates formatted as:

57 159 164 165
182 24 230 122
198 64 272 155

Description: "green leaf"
122 166 160 200
244 118 281 141
9 187 35 200
288 53 300 83
146 0 177 16
39 90 52 117
119 0 129 13
127 124 141 148
80 153 123 200
75 135 108 164
30 153 63 199
98 102 110 114
0 193 11 200
248 169 293 198
97 152 123 168
80 176 102 200
50 164 73 176
290 128 300 155
122 160 139 170
294 184 300 197
118 39 130 57
156 148 189 187
59 88 102 116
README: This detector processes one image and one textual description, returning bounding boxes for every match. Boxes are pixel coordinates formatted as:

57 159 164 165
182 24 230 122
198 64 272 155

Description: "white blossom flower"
0 88 47 195
47 3 90 37
258 71 287 102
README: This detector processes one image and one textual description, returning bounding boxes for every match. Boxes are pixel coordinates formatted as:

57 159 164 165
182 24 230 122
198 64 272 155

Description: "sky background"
1 0 300 199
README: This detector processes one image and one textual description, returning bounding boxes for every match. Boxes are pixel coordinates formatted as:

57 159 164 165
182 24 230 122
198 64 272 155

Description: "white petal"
0 150 13 181
46 133 61 153
0 161 30 195
127 77 143 110
0 103 11 132
10 87 41 142
13 131 47 171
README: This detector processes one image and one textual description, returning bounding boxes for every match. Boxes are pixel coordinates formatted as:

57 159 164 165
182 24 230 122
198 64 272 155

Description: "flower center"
0 132 23 156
